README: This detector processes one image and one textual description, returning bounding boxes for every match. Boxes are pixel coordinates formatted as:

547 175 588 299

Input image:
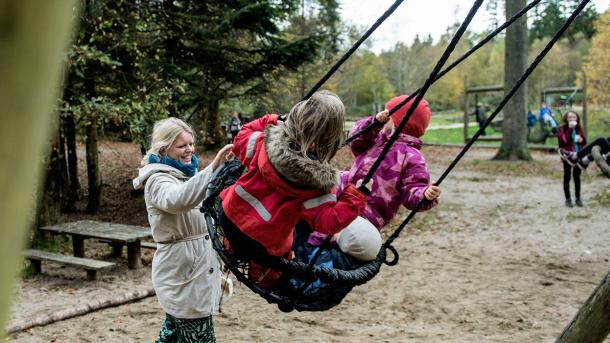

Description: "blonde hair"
141 117 195 166
284 90 345 162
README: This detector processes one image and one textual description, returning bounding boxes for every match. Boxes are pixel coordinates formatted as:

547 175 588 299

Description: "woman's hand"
575 134 583 143
424 185 441 201
375 109 390 123
211 144 233 170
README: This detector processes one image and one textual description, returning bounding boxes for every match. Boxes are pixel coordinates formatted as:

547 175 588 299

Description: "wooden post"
110 243 123 258
127 242 142 269
463 77 469 143
72 236 85 258
29 259 41 275
556 270 610 343
85 269 97 281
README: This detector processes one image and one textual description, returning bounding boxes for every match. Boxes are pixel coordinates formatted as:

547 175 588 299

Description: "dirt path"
7 146 610 342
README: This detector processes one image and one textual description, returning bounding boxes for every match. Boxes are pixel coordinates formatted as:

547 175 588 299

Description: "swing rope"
302 0 405 101
345 0 543 145
382 0 591 253
360 0 484 185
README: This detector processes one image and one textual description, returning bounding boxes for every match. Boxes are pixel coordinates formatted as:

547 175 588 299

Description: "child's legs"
562 161 572 199
577 137 610 158
573 165 581 199
336 216 382 262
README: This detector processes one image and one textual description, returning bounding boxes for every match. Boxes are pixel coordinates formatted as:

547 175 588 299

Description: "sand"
7 145 610 342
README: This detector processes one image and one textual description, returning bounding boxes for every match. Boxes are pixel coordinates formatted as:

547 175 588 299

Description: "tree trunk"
58 117 76 212
494 0 531 161
63 69 79 205
0 0 77 336
203 97 223 149
556 270 610 343
85 118 101 213
65 113 79 204
38 135 63 227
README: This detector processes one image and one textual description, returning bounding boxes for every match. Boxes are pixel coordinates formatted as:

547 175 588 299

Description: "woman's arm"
147 145 233 213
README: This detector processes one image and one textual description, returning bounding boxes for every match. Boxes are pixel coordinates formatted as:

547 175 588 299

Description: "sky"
339 0 610 53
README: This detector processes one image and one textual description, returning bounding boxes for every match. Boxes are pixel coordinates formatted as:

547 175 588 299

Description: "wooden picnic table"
39 220 151 269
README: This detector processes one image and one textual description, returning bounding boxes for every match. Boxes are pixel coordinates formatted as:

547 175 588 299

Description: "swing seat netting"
201 159 391 312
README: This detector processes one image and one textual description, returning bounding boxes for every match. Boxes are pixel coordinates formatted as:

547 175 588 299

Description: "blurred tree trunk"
61 69 78 211
495 0 532 161
64 113 79 205
85 116 101 213
0 0 77 336
38 134 64 226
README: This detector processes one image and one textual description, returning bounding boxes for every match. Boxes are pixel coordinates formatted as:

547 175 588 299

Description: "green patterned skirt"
155 313 216 343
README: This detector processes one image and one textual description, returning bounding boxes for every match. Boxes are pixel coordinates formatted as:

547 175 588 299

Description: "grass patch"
594 188 610 208
422 126 503 145
566 212 592 221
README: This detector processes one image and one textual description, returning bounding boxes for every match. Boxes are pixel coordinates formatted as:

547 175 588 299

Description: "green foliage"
583 10 610 105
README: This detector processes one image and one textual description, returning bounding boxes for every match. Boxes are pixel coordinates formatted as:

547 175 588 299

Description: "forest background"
40 0 610 223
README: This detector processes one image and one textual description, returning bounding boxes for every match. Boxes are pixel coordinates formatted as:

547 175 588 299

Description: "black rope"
345 0 543 144
302 0 405 100
383 0 591 247
361 0 484 186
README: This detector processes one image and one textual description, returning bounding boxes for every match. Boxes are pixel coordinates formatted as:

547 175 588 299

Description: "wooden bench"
39 220 151 269
25 249 115 281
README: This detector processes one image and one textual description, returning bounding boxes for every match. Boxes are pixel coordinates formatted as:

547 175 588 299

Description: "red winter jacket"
220 114 367 257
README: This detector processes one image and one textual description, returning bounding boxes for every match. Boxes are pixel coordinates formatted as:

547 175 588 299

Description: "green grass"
422 125 503 145
430 110 464 126
594 188 610 208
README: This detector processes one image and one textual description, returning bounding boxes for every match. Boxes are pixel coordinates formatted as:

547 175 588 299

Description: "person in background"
539 101 558 134
556 110 586 207
227 112 242 143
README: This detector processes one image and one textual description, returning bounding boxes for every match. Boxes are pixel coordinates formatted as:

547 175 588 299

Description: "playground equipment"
540 83 588 137
462 83 588 144
462 84 504 143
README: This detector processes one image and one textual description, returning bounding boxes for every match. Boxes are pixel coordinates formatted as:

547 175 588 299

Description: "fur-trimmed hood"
264 124 338 192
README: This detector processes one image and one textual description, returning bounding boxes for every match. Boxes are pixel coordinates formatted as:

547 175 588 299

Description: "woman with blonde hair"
218 90 369 288
132 117 232 342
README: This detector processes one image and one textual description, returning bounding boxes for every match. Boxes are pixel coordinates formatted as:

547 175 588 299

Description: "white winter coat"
133 163 220 319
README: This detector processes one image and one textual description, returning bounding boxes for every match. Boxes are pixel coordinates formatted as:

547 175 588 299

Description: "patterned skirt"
155 313 216 343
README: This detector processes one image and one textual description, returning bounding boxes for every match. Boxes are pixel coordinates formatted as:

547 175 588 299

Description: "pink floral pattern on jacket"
340 116 439 229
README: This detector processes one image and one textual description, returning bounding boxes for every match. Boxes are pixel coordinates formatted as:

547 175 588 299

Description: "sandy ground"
6 145 610 342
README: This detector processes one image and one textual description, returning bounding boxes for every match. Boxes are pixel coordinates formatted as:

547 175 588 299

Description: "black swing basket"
200 159 395 312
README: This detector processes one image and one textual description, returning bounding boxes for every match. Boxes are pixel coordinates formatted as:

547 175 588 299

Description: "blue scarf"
148 154 199 177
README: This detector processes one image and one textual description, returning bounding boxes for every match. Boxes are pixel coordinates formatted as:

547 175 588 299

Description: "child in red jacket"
219 90 368 287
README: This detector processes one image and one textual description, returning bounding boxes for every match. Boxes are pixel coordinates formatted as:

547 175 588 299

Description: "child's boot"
565 198 573 208
575 198 584 207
